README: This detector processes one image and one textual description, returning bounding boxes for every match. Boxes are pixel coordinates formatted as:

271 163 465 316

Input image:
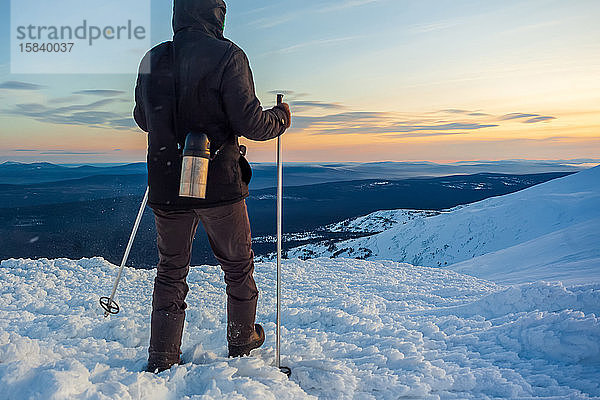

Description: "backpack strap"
168 41 185 148
170 40 228 159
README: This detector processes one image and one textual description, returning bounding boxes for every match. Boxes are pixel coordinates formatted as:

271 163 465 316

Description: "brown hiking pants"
151 199 258 348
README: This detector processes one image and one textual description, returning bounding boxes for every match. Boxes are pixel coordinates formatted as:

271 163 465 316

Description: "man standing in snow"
133 0 291 373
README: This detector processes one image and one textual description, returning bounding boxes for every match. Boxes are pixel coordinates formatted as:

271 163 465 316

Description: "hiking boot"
228 323 265 357
146 310 185 373
146 352 181 373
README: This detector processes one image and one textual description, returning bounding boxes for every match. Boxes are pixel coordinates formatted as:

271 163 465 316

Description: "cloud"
440 109 490 117
248 14 296 29
238 5 276 16
500 113 539 120
327 111 385 120
13 103 48 115
54 98 119 113
441 110 555 123
524 116 556 123
291 101 344 110
5 98 135 130
0 81 44 90
266 36 359 55
441 109 470 114
409 20 461 34
388 131 476 139
39 150 107 155
469 112 490 117
69 111 121 125
73 89 125 97
290 111 386 131
288 103 561 140
501 20 564 36
9 149 108 155
109 118 138 129
47 95 81 104
392 122 498 132
293 110 498 137
500 113 557 123
250 0 381 29
318 0 381 13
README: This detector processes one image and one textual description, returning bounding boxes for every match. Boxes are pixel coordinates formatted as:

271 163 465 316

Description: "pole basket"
99 297 120 315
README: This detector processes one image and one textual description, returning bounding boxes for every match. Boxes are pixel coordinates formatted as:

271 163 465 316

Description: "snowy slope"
450 217 600 285
288 166 600 282
1 257 599 399
326 209 442 234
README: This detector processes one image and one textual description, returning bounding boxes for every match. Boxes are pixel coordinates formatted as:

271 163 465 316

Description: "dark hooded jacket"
134 0 288 209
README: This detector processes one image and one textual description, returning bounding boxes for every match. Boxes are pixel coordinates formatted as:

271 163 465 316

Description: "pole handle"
277 94 284 105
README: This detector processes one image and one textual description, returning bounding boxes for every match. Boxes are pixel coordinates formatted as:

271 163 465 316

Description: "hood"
173 0 226 38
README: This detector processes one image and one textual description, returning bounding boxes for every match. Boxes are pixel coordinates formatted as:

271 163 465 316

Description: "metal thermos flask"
179 132 210 199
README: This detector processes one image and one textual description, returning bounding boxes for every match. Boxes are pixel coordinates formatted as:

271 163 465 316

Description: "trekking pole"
276 94 291 377
100 187 149 317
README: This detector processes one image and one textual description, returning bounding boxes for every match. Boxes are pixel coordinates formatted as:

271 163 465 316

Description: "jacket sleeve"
220 49 288 141
133 73 148 133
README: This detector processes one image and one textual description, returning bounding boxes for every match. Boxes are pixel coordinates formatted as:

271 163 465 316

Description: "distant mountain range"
0 162 148 185
0 159 576 268
1 159 595 187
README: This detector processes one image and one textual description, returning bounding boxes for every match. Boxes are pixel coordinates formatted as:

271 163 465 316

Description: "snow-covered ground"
0 257 599 399
288 166 600 283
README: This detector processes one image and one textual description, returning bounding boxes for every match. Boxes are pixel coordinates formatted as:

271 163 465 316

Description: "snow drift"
1 257 599 399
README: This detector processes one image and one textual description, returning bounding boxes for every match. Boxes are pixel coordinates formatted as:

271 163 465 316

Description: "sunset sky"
0 0 599 164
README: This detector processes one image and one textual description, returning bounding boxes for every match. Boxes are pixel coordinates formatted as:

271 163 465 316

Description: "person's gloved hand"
276 102 291 129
